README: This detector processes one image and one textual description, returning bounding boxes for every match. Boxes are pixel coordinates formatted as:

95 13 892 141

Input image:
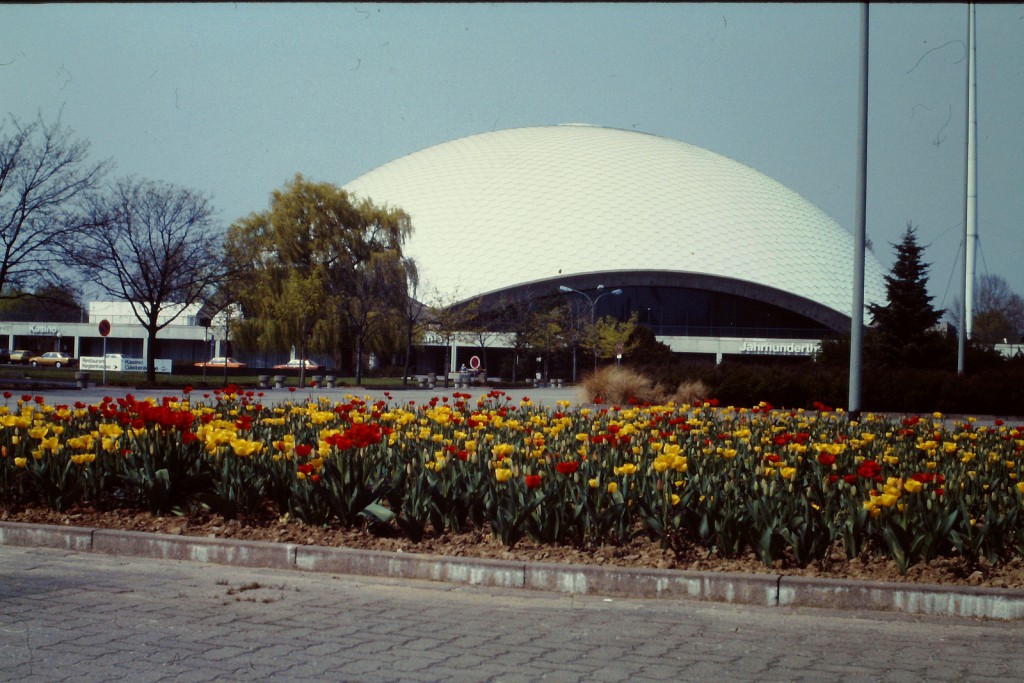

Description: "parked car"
194 356 246 369
29 351 78 368
272 358 323 371
9 350 32 364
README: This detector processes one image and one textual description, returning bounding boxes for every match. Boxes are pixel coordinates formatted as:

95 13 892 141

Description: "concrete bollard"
75 372 89 389
274 375 286 389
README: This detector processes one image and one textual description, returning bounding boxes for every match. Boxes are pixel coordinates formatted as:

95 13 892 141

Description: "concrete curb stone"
0 520 95 551
297 545 527 588
4 520 1024 620
92 528 299 569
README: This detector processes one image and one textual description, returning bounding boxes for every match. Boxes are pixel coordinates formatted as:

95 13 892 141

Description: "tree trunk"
443 340 450 388
146 327 157 384
355 334 363 386
402 320 414 386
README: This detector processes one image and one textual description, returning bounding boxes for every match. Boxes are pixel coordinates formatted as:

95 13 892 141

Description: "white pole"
959 3 977 373
966 3 978 339
849 4 869 415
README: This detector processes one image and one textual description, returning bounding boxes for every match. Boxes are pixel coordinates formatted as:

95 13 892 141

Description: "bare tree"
0 111 109 297
495 295 537 384
68 178 225 383
950 274 1024 344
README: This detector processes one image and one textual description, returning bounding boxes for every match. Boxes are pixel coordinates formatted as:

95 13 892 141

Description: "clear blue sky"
3 3 1022 310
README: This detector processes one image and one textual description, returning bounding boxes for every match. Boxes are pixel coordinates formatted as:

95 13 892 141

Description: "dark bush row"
636 357 1024 417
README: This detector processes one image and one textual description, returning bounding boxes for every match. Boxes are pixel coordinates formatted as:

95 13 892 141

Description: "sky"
3 3 1022 312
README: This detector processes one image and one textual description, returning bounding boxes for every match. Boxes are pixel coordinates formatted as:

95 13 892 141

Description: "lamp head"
558 285 572 293
611 289 623 295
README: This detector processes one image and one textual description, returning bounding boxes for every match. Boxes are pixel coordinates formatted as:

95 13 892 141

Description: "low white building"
0 302 220 366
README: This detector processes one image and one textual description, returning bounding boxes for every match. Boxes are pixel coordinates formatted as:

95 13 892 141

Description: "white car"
272 358 323 371
194 356 246 368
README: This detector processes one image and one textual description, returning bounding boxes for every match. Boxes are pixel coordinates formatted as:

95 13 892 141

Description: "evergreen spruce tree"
866 223 945 367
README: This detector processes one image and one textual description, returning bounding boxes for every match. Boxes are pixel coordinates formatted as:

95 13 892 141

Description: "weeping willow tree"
223 174 414 385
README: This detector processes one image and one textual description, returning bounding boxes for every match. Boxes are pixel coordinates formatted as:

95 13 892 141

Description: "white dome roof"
343 125 887 318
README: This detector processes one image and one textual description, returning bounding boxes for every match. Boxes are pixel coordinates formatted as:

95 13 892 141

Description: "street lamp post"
202 328 207 383
558 284 623 380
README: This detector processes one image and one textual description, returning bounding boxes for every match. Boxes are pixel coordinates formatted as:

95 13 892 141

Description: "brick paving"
2 545 1023 683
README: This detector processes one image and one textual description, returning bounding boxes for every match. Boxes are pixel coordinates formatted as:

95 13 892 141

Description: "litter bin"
75 372 89 389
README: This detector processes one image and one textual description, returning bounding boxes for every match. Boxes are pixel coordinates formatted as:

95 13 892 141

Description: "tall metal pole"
849 4 869 415
958 3 977 374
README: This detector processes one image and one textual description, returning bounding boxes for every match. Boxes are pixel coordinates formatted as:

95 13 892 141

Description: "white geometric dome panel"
343 124 887 317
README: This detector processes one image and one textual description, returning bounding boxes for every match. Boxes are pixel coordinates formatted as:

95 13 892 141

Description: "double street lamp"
558 284 623 381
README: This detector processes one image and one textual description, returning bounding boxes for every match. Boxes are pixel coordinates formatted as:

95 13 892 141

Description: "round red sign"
98 319 111 337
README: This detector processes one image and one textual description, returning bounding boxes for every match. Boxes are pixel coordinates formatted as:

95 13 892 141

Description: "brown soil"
4 504 1024 590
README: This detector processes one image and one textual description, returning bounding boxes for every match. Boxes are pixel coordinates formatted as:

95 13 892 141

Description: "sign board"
98 319 111 337
739 341 819 356
80 356 173 374
469 355 481 370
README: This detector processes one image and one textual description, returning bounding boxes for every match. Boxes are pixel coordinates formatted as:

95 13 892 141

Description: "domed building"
343 124 887 368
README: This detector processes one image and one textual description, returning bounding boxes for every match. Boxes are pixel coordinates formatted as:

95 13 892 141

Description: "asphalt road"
8 384 583 409
2 545 1022 683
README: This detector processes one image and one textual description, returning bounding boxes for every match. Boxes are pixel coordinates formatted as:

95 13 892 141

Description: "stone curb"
4 520 1024 620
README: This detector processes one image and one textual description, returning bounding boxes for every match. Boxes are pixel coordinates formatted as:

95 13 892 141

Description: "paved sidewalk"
3 544 1023 683
5 521 1024 621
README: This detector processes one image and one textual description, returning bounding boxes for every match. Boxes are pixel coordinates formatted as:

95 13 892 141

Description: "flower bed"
2 387 1023 574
